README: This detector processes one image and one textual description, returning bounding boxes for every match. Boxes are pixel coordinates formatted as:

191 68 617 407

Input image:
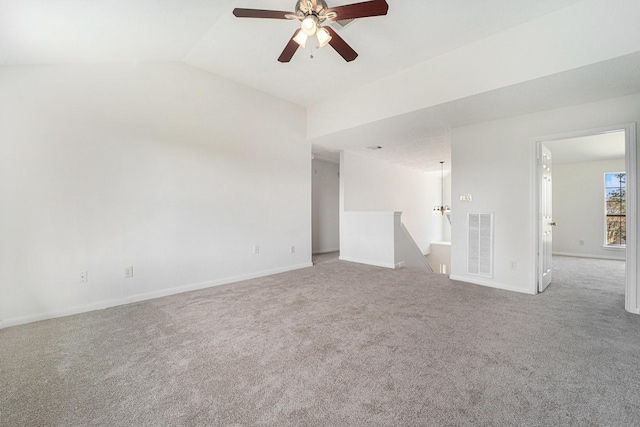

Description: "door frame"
531 122 638 314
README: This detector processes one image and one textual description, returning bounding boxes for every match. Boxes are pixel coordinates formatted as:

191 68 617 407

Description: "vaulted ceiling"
2 0 640 171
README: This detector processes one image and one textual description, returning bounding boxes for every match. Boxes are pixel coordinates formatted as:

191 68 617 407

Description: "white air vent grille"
467 213 493 277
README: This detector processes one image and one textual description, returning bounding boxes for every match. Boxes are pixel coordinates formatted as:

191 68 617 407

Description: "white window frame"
603 171 626 249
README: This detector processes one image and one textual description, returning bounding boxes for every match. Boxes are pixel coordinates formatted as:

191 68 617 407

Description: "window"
605 172 626 246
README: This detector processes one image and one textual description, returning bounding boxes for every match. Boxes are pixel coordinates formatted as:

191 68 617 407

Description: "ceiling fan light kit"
301 15 318 36
315 27 332 48
233 0 389 62
293 30 309 48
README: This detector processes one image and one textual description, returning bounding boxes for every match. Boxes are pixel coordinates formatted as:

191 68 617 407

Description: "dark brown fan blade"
278 29 302 63
325 27 358 62
233 8 293 19
326 0 388 20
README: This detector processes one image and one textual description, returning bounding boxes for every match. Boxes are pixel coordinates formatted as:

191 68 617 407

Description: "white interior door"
539 145 554 292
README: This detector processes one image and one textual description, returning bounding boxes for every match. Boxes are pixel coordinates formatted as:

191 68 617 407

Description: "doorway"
533 123 638 314
312 156 340 256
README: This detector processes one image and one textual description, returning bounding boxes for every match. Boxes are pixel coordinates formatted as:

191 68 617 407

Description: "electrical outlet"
125 266 134 278
509 261 517 270
253 245 260 254
460 194 473 202
290 245 296 254
79 271 88 283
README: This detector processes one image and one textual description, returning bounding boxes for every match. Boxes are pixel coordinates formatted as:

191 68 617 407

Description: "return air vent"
468 213 493 277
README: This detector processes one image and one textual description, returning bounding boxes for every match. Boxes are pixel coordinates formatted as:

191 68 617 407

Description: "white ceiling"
184 0 584 107
546 131 626 164
1 0 639 172
0 0 583 105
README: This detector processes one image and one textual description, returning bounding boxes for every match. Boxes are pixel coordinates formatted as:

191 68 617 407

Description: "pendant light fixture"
433 161 451 216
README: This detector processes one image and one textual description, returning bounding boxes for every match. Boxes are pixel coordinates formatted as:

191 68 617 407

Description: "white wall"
451 93 640 295
0 63 311 327
312 158 339 254
553 159 626 259
340 151 443 253
341 212 396 268
340 211 432 270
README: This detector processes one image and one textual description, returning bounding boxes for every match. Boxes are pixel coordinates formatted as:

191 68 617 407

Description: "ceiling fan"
233 0 389 62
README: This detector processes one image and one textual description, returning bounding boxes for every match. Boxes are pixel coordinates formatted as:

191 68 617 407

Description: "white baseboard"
553 252 625 261
1 262 313 329
626 306 640 315
449 275 535 295
338 256 396 269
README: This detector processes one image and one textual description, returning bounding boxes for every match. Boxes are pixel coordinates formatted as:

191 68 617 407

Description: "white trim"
449 275 535 295
0 262 313 329
338 256 396 269
553 251 625 261
624 122 637 314
532 122 638 314
601 245 626 251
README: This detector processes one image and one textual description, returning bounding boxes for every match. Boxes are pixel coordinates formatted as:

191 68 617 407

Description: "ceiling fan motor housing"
295 0 329 17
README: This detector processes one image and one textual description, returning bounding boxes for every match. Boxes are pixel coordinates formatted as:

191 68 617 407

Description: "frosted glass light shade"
316 27 331 47
293 31 308 47
301 16 317 36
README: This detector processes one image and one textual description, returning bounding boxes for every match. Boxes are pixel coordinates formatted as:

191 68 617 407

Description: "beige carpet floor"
1 254 639 426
